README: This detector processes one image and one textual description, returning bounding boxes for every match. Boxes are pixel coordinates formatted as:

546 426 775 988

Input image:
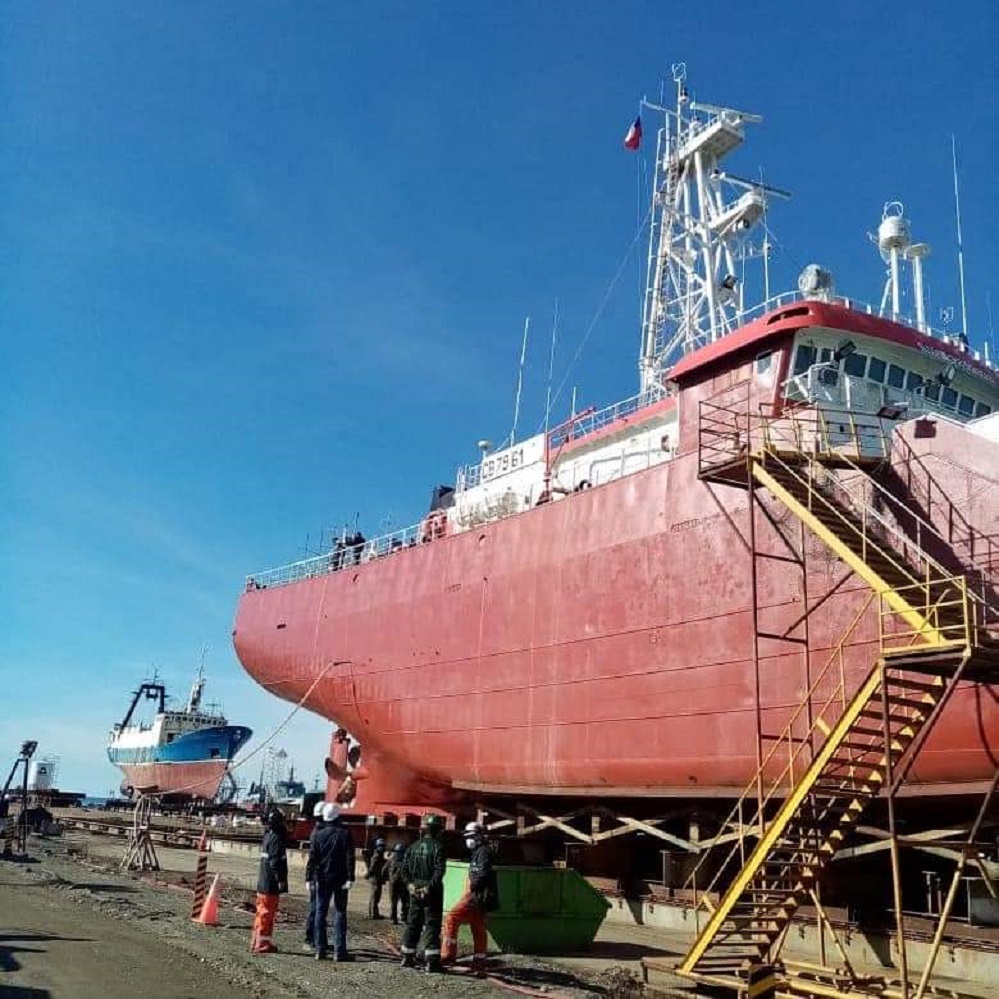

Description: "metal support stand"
912 768 999 999
880 665 909 999
1 740 38 858
121 794 160 872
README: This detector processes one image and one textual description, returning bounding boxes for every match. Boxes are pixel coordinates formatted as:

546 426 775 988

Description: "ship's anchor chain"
120 793 160 872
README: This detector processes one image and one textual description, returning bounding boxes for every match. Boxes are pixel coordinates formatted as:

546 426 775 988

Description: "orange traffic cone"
194 873 221 926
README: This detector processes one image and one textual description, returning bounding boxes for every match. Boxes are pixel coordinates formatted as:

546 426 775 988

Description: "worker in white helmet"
441 821 499 974
306 803 356 961
303 801 327 951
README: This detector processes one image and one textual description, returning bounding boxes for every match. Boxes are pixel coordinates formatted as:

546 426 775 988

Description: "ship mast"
639 65 788 391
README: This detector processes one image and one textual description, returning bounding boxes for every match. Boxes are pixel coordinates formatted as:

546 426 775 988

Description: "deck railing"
728 291 994 364
247 519 431 589
548 386 670 449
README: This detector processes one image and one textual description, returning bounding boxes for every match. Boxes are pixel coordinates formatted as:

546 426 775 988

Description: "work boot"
471 958 487 977
425 957 443 974
400 953 416 969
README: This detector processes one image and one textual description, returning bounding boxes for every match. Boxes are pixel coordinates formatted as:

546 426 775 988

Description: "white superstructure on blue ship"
107 670 252 799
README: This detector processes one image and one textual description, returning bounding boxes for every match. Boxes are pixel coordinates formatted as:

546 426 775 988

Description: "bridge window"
867 357 886 383
843 352 868 377
941 386 958 409
976 402 992 417
792 344 816 375
958 394 976 417
905 372 924 392
886 364 906 389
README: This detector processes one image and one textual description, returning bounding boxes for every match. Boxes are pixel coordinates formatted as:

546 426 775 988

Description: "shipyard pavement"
0 831 639 999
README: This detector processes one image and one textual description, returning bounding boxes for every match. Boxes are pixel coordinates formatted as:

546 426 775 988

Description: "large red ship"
233 72 998 824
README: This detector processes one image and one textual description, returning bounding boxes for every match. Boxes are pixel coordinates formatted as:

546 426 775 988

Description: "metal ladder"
680 404 999 984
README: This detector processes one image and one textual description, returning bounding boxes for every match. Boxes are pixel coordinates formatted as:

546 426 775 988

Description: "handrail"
880 578 972 653
548 386 670 449
890 432 999 627
807 448 995 631
682 591 877 909
759 450 944 617
729 290 996 366
247 518 433 589
759 402 996 629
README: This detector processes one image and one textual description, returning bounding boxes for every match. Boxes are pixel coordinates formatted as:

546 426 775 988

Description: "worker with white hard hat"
306 802 356 961
303 801 327 952
441 821 499 974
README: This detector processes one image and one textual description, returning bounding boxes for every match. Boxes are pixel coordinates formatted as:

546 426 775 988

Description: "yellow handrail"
683 590 877 909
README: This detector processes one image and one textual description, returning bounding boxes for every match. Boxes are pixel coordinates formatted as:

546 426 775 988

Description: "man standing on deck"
442 822 499 975
251 809 289 954
307 803 356 961
400 814 446 973
303 801 326 951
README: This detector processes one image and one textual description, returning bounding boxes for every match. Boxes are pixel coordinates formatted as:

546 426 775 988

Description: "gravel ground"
2 832 639 999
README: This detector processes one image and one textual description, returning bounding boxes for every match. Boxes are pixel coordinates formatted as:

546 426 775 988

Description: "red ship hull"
233 416 999 802
118 761 229 799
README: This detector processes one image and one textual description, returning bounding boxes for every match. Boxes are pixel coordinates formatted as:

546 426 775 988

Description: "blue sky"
3 1 996 795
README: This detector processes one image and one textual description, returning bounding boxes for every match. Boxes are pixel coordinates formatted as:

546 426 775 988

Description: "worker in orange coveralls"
441 821 500 975
250 808 289 953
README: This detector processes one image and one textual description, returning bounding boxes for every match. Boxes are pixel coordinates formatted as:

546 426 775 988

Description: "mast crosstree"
639 64 789 390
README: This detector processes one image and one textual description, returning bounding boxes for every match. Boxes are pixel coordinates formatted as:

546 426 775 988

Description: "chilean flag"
623 115 642 150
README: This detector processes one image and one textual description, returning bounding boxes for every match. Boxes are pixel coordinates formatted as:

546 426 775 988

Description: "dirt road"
0 876 251 999
1 834 619 999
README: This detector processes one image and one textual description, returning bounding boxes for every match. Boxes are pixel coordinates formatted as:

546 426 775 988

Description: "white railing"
247 519 435 589
730 291 993 365
456 462 481 493
549 385 670 449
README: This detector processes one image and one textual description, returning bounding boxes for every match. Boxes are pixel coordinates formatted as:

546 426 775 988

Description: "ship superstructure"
107 669 252 800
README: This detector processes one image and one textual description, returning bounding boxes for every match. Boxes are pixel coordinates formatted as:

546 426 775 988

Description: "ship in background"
107 668 252 801
233 66 998 824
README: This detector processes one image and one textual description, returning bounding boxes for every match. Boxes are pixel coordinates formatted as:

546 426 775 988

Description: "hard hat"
374 837 386 847
313 801 326 818
464 821 483 836
422 814 443 831
392 842 405 853
266 808 286 828
322 803 341 823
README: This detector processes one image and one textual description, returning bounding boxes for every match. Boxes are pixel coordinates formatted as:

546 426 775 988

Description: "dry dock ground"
1 831 664 999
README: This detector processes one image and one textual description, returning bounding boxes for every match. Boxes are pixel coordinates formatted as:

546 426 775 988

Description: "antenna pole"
952 135 969 341
986 292 995 365
510 317 530 446
544 301 560 435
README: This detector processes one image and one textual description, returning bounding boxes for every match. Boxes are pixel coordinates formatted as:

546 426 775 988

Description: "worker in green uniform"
399 813 446 972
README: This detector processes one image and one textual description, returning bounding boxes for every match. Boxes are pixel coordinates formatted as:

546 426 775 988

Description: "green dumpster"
443 861 610 954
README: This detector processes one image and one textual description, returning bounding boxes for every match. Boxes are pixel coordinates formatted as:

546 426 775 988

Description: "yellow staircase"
678 403 999 985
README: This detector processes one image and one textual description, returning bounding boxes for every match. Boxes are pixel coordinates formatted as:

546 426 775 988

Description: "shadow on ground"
0 931 91 974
